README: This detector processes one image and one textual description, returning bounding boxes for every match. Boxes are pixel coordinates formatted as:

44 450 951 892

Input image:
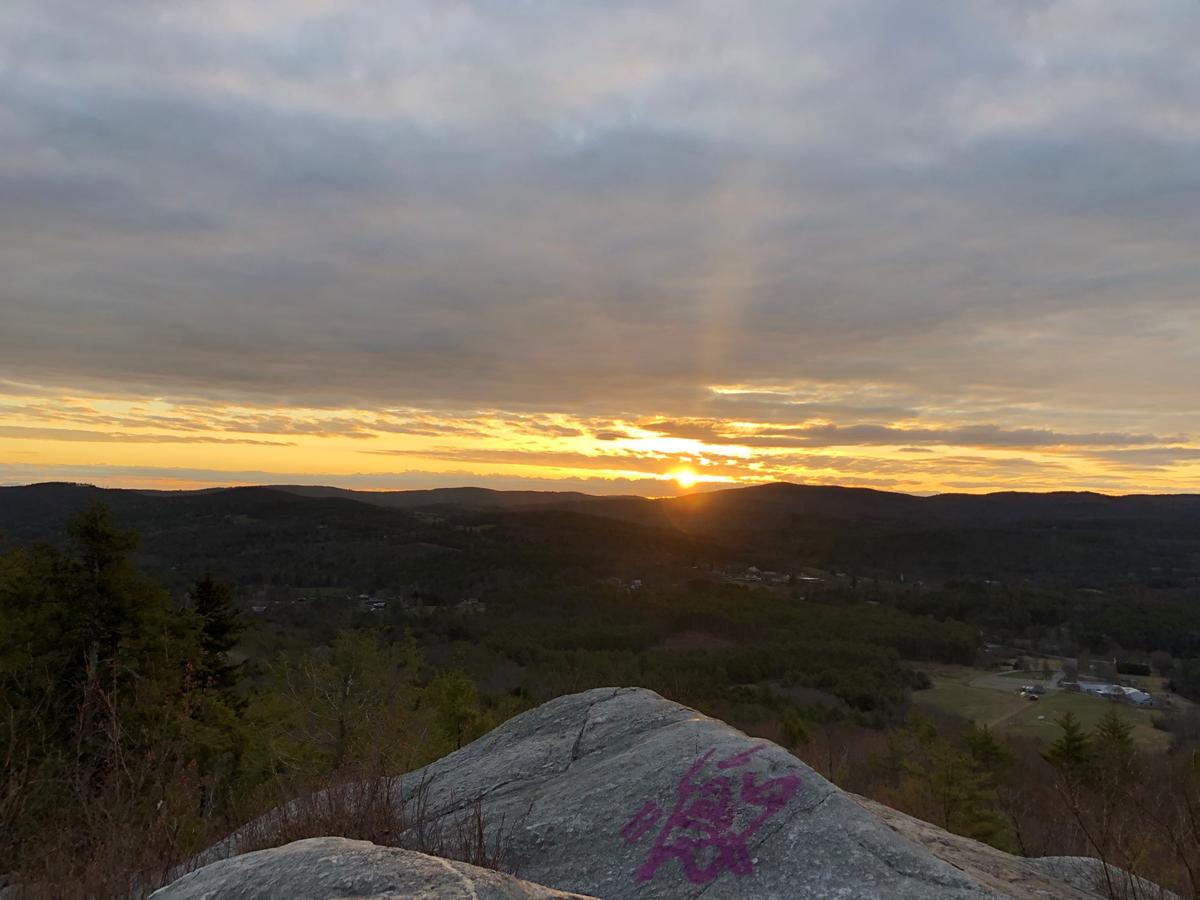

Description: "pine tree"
65 502 151 674
1044 712 1093 781
428 669 483 750
879 714 1015 851
1092 705 1136 789
191 572 244 701
0 505 249 879
966 723 1013 774
1086 704 1139 879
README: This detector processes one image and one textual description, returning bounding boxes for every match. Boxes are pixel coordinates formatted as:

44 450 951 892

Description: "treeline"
895 581 1200 657
468 583 973 724
251 566 979 729
798 708 1200 898
0 505 505 897
886 580 1200 707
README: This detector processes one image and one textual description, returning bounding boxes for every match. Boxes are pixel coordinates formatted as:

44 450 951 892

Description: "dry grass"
5 764 518 900
228 769 516 880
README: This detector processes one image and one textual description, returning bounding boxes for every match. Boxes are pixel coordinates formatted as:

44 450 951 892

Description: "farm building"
1076 682 1155 706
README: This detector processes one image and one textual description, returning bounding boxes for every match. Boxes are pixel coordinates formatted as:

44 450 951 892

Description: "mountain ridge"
6 480 1200 589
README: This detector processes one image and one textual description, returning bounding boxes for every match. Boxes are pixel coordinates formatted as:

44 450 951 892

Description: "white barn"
1078 682 1154 707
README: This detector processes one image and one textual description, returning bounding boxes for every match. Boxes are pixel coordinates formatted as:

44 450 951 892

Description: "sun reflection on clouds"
2 383 1199 495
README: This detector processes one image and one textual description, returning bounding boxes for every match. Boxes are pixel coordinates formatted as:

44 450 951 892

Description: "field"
913 665 1170 750
999 669 1051 681
915 667 1030 728
1001 692 1168 750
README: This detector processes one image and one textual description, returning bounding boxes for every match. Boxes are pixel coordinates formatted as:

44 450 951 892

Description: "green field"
916 677 1029 728
999 669 1051 681
1002 692 1167 749
914 671 1168 749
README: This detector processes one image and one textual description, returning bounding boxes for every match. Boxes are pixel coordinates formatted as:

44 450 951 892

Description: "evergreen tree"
878 713 1014 851
966 723 1013 774
0 505 250 883
1044 712 1093 781
427 669 484 750
1 504 181 768
67 502 144 654
1092 705 1136 790
191 572 245 701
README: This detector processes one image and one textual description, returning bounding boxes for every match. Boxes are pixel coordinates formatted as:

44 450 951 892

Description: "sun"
672 468 697 489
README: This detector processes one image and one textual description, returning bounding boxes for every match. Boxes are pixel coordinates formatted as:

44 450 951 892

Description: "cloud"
1 1 1199 491
643 419 1175 450
1084 447 1200 471
357 445 715 476
0 425 294 446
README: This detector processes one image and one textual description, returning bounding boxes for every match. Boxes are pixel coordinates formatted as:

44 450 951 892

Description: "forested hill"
3 481 1200 589
5 481 1200 895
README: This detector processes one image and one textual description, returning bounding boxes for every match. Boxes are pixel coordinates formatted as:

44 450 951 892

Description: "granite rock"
167 687 1170 899
151 837 592 899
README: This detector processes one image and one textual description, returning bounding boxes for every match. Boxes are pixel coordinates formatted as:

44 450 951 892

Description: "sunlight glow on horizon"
3 383 1200 496
671 468 698 490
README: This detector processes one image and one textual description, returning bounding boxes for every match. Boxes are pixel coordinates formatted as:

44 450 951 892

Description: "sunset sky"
2 1 1199 496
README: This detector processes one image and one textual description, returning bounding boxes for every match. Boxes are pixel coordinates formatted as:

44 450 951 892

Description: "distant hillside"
0 482 715 596
4 480 1200 589
643 482 1200 584
269 484 644 510
653 481 1200 529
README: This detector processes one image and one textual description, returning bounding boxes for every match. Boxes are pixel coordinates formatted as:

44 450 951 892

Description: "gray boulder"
166 687 1166 899
152 837 591 899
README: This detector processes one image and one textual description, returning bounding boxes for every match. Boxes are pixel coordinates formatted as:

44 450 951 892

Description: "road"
970 669 1064 694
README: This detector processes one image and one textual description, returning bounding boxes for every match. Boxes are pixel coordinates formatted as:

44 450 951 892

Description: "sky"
2 0 1199 497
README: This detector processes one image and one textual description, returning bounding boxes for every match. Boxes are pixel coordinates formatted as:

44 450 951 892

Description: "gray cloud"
644 419 1177 449
1084 447 1200 471
1 0 1199 474
0 425 294 446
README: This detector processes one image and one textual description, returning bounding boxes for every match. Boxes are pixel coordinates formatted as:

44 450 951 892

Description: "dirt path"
970 669 1063 693
983 695 1034 729
969 670 1063 728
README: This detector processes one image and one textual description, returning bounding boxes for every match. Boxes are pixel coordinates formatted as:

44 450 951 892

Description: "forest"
5 488 1200 896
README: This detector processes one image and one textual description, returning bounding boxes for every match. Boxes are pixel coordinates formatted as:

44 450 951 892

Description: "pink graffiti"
619 744 801 886
619 801 662 843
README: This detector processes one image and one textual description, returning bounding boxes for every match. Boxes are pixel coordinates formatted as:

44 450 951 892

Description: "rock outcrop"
151 837 591 899
157 687 1166 899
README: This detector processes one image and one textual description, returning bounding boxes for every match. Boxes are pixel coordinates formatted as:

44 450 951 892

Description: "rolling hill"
4 481 1200 591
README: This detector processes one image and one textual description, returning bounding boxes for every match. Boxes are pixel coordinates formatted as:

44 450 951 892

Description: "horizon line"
7 479 1200 501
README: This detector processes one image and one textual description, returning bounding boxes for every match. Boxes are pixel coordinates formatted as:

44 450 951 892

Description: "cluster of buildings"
722 566 824 586
356 594 488 616
246 592 487 616
1063 680 1155 707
